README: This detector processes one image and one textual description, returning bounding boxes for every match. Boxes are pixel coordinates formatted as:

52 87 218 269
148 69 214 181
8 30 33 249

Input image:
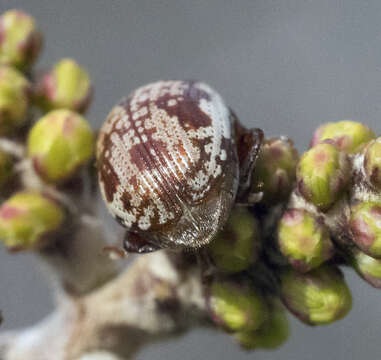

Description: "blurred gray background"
0 0 380 359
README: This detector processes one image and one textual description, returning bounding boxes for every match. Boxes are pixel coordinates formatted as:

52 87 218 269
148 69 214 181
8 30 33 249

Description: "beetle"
97 80 263 253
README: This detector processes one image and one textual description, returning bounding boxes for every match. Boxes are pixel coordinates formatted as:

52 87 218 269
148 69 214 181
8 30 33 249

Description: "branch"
0 251 208 360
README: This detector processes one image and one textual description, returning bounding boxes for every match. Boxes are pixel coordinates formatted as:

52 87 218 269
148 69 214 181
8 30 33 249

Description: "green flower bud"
280 266 352 325
27 109 94 183
349 201 381 259
251 137 299 205
0 9 42 70
0 191 64 251
364 138 381 190
35 58 92 113
352 250 381 288
235 303 289 350
0 65 31 135
207 278 268 333
208 207 261 273
0 149 13 187
311 120 375 154
278 209 333 272
297 143 349 210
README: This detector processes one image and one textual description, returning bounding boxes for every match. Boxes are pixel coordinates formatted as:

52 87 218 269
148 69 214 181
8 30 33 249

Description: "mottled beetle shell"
97 80 239 250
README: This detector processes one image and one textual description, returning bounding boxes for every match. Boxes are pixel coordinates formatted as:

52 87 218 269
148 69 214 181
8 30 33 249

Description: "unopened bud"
280 266 352 325
0 191 64 251
364 138 381 190
235 302 289 350
352 249 381 288
0 9 42 70
0 65 31 135
207 278 268 333
349 201 381 259
27 109 94 183
251 137 298 205
311 120 375 154
297 143 349 210
278 209 333 272
208 207 261 273
35 58 92 113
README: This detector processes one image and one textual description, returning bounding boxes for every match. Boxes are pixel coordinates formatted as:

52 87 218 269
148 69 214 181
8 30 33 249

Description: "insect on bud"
0 191 65 251
97 80 241 252
0 65 31 135
27 109 94 183
208 207 261 273
206 277 268 333
278 209 334 272
349 201 381 259
251 136 298 205
35 58 92 113
310 120 375 154
297 143 349 210
0 9 43 70
280 265 352 325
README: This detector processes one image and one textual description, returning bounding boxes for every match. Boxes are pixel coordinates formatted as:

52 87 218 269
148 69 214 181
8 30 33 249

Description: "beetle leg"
123 231 162 254
232 114 264 203
103 246 128 259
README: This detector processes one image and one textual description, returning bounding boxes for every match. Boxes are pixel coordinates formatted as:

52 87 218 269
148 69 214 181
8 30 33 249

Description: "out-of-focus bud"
278 209 333 272
27 109 94 183
280 266 352 325
35 58 92 113
296 143 349 210
0 149 13 188
310 120 375 154
0 65 31 135
250 137 298 205
235 302 289 350
208 207 261 273
0 191 64 251
207 277 268 333
78 353 123 360
364 138 381 190
349 201 381 259
0 9 42 70
352 249 381 288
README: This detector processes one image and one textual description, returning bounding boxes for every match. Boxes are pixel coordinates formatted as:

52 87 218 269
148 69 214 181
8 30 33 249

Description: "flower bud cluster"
209 120 381 336
202 122 381 348
0 9 95 251
275 120 381 328
206 275 290 351
204 206 290 350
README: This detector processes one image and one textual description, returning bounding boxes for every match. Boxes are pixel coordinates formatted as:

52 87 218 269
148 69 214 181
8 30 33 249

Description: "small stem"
0 251 208 360
38 214 121 297
0 138 25 159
